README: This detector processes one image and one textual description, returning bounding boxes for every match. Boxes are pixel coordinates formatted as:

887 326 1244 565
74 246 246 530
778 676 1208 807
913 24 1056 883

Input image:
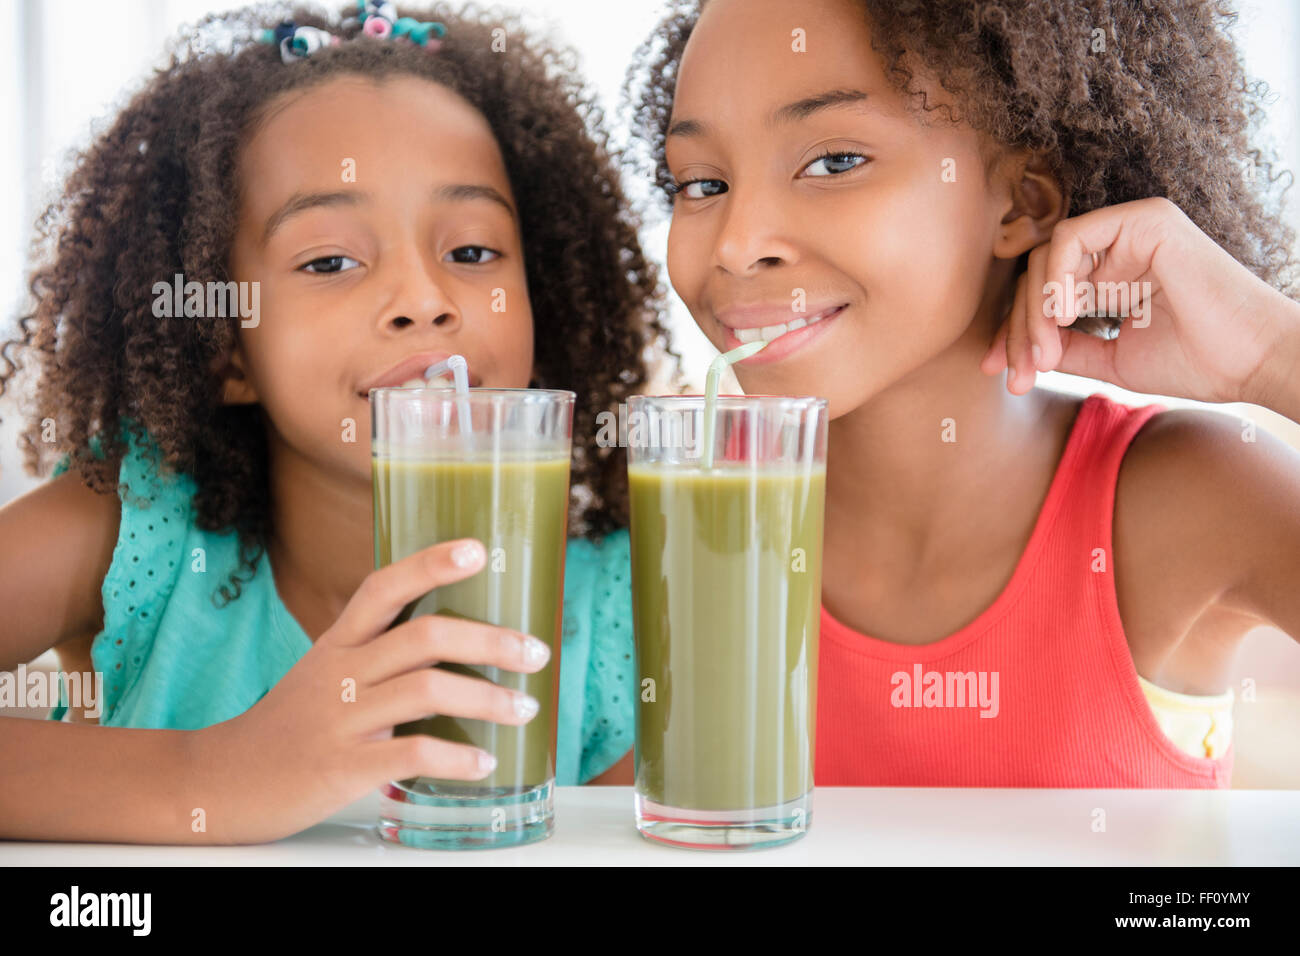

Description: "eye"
670 178 729 200
447 246 500 264
801 151 868 177
299 255 360 274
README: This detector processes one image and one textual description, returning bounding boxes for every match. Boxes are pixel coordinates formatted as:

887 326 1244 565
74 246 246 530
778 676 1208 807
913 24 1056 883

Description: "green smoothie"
372 455 571 792
628 462 826 811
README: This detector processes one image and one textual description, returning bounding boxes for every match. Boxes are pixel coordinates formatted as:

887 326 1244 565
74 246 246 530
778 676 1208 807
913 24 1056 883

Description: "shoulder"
1114 403 1300 659
1117 404 1300 559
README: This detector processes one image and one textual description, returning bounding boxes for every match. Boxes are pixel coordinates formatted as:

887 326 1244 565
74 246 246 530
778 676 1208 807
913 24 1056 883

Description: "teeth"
400 377 426 388
732 306 839 344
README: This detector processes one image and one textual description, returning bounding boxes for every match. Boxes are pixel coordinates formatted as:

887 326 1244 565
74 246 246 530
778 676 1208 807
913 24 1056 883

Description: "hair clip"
258 4 446 63
258 21 341 63
344 2 447 50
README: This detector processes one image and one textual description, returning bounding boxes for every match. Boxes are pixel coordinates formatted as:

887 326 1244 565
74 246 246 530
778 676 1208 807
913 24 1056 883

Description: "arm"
0 470 118 671
0 719 204 842
0 470 219 842
1244 289 1300 425
586 747 633 785
1121 409 1300 656
1211 415 1300 642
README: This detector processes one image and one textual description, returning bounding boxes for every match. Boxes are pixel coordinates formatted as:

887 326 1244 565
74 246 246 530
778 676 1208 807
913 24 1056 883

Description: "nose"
377 245 462 333
711 180 801 276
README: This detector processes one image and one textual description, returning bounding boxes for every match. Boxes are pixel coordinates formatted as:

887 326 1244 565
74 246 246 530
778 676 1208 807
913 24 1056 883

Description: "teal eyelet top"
47 419 636 784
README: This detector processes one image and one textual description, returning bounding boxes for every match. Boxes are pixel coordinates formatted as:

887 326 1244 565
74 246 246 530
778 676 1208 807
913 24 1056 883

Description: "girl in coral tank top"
625 0 1300 787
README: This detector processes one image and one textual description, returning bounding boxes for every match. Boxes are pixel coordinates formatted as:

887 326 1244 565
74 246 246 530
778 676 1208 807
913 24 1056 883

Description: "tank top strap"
1067 393 1168 526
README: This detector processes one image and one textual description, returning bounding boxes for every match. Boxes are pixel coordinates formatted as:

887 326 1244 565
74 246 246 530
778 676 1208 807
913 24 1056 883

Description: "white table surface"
3 787 1297 865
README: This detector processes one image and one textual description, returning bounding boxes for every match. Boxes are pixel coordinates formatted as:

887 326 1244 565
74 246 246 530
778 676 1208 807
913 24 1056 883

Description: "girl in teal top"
1 2 666 839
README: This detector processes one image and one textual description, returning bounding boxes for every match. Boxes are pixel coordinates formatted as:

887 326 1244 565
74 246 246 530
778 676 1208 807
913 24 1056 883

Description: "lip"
357 351 482 397
714 302 847 364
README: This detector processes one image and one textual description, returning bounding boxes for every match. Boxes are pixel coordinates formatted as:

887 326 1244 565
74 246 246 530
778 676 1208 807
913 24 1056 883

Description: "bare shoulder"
1114 405 1300 688
0 469 121 669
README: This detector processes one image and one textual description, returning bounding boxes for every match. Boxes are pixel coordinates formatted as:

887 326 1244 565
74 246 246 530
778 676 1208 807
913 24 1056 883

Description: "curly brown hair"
626 0 1298 319
1 1 675 606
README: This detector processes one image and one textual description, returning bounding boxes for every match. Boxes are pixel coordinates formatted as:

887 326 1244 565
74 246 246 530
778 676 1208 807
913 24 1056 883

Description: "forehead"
239 74 513 199
672 0 945 130
679 0 877 102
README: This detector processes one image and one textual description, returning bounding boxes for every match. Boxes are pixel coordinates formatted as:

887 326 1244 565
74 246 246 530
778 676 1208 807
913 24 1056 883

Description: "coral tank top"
815 393 1233 788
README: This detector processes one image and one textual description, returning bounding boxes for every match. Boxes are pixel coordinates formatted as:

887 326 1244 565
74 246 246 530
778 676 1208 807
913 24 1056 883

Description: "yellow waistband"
1137 674 1234 759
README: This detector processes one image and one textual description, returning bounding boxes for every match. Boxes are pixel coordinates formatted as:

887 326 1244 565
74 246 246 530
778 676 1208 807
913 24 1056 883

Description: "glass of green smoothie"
371 386 574 849
627 394 828 849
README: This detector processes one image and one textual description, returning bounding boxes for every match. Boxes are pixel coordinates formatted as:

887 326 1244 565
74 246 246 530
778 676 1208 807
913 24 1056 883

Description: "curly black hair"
1 1 675 606
626 0 1298 323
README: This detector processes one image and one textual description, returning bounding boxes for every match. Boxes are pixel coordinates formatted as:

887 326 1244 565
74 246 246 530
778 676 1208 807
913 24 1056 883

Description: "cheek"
836 169 993 324
507 304 535 374
241 303 339 415
665 214 706 305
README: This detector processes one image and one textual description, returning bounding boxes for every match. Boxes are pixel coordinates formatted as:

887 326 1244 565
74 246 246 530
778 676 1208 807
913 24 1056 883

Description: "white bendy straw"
701 340 768 470
423 355 472 439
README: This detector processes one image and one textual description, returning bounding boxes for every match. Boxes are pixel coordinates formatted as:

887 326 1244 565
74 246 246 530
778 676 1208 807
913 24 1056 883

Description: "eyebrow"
261 184 517 245
667 88 870 139
262 191 359 245
435 183 517 220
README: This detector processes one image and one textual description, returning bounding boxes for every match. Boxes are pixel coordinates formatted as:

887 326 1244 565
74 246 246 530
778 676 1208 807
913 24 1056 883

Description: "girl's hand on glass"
190 538 550 844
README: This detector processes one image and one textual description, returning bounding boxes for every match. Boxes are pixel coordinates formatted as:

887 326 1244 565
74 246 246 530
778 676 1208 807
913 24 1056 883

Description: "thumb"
1053 326 1119 383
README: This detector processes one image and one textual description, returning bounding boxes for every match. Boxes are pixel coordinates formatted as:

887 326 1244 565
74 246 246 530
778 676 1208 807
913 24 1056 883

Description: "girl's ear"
214 344 259 405
992 150 1067 259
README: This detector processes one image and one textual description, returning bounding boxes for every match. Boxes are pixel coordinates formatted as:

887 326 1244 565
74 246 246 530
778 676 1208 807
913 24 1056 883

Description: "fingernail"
522 636 550 667
478 750 497 774
514 693 540 720
451 541 482 568
1007 366 1017 386
1031 344 1043 370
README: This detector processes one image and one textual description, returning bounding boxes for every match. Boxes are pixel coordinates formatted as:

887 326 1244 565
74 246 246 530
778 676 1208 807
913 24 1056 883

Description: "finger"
980 282 1019 376
358 665 540 734
1003 272 1036 393
1053 326 1119 383
326 539 486 648
376 733 499 783
1026 244 1056 373
364 615 550 684
1044 198 1174 325
979 317 1010 374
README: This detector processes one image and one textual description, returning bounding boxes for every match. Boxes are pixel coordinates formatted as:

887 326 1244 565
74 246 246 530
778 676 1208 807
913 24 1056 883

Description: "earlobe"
992 151 1067 259
213 346 259 405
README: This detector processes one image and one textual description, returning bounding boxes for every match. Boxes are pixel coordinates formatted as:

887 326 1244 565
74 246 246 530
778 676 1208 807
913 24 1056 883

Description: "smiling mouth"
728 304 847 344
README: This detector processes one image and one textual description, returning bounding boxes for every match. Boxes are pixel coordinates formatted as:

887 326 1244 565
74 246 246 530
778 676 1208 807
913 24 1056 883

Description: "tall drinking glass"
627 394 828 849
371 387 574 849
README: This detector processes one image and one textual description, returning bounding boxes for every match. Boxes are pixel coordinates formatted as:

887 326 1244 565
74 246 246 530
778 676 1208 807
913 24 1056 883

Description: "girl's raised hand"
980 197 1300 411
188 538 550 844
